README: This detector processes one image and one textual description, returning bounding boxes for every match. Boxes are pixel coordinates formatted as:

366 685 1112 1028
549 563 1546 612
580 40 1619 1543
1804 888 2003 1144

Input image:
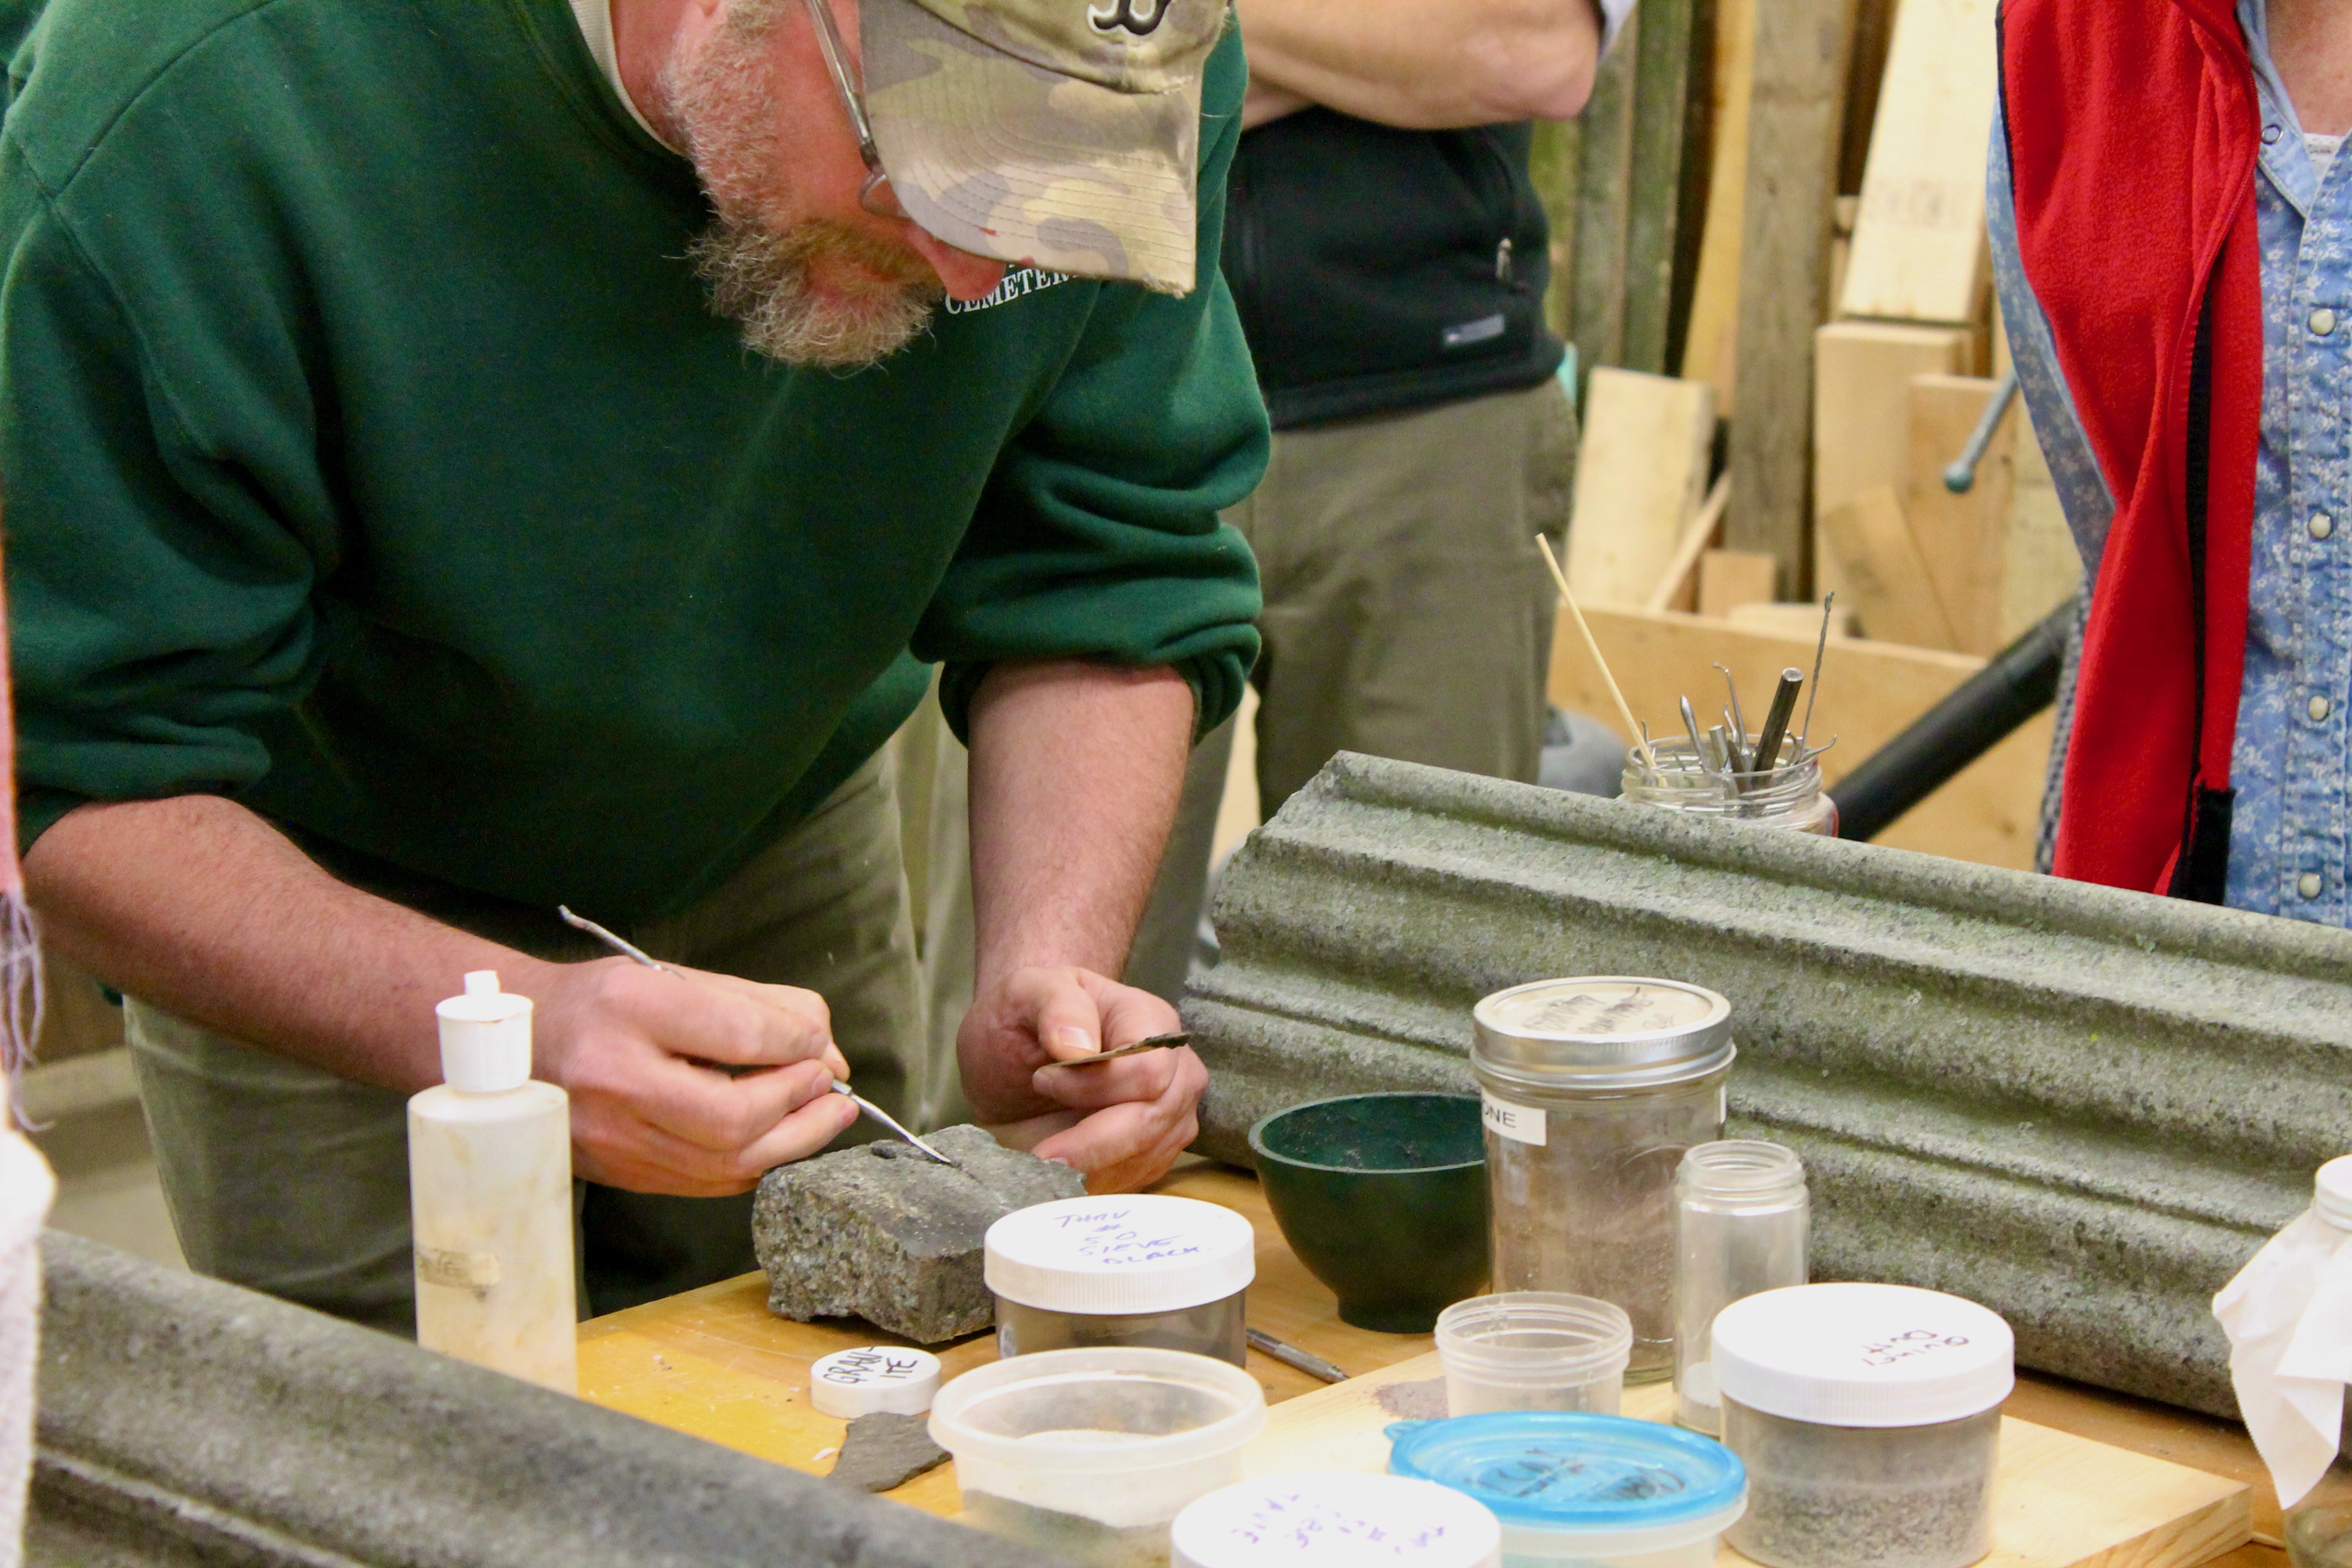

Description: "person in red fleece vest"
1992 0 2351 912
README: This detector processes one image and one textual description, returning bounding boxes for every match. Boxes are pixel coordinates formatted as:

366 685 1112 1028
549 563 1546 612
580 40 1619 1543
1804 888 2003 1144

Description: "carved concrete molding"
1186 754 2352 1418
29 1233 1055 1568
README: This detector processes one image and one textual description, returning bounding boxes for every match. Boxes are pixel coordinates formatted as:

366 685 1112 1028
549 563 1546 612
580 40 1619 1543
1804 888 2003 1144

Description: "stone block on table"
752 1123 1084 1344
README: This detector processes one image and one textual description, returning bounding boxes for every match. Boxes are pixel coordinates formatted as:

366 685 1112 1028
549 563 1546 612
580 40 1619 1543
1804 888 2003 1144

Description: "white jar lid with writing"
808 1345 942 1418
1711 1282 2014 1428
986 1194 1256 1315
1173 1473 1501 1568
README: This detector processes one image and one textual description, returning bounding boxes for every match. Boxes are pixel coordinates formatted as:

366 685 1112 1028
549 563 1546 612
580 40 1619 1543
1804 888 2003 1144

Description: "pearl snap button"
2311 695 2333 722
2314 307 2339 336
2313 514 2335 541
2301 873 2323 900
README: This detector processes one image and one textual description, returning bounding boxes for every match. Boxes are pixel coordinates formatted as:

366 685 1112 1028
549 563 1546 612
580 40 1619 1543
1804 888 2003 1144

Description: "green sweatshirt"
0 0 1265 922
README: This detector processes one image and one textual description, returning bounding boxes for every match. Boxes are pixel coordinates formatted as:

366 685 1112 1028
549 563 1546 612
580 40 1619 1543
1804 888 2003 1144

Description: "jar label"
415 1245 500 1291
1481 1088 1547 1145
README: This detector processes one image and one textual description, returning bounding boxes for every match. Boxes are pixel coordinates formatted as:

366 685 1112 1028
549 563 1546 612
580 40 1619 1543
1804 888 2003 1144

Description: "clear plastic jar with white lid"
1711 1282 2015 1568
1473 978 1736 1382
1173 1474 1501 1568
1673 1141 1809 1434
986 1195 1256 1367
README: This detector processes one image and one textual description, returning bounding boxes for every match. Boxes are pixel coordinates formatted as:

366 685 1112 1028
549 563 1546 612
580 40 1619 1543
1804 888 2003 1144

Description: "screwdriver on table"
557 906 958 1167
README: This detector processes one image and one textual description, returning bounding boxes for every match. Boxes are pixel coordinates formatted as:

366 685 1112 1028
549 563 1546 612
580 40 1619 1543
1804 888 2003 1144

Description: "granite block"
752 1124 1085 1344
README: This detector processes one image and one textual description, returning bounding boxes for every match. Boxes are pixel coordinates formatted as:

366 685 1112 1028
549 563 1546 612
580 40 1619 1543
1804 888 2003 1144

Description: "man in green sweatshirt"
0 0 1265 1326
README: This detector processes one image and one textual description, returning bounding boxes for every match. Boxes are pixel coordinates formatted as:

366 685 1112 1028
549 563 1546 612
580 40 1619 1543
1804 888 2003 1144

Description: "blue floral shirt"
1989 0 2352 924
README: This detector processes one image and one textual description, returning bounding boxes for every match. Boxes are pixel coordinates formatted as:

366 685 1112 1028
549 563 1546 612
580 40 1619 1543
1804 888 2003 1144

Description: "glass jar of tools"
1620 737 1837 835
1674 1142 1809 1435
1473 978 1736 1384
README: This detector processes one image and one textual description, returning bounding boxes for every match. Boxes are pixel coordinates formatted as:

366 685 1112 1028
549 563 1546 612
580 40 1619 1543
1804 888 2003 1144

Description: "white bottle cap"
2315 1157 2352 1231
435 971 533 1093
808 1346 943 1418
984 1195 1256 1315
1173 1474 1501 1568
1711 1282 2014 1428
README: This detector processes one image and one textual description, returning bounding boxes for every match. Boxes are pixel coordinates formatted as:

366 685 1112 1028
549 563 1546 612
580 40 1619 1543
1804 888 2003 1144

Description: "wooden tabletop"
575 1160 2294 1566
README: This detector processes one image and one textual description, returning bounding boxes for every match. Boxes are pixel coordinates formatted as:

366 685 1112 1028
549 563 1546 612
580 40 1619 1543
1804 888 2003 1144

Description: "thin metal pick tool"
1050 1031 1191 1069
1247 1327 1348 1384
557 906 958 1167
1797 592 1836 753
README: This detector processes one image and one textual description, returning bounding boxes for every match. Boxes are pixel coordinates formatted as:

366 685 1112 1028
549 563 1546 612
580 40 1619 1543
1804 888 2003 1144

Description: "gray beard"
684 219 941 369
663 7 942 368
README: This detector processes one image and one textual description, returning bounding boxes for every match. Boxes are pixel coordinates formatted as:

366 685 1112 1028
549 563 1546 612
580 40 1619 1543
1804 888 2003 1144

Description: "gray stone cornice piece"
29 1232 1063 1568
1186 754 2352 1418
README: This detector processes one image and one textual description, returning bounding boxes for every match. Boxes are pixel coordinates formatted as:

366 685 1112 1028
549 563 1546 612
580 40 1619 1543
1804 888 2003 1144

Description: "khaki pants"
127 754 927 1331
1234 378 1577 815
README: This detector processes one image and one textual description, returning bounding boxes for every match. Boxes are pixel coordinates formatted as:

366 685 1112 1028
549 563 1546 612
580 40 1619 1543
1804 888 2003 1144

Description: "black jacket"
1220 109 1564 429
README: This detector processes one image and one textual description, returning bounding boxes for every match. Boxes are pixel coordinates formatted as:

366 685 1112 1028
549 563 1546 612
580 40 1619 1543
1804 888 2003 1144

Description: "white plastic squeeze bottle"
408 970 577 1393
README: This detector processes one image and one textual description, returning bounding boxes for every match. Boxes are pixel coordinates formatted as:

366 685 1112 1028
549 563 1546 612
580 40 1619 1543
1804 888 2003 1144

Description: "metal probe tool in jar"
556 906 959 1167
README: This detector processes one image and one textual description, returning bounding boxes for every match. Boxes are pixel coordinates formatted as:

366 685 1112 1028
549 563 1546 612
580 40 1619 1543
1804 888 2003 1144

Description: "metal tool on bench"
557 906 958 1167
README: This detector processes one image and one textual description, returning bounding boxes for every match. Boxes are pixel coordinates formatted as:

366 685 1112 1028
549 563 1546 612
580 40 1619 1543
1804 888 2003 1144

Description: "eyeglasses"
800 0 907 220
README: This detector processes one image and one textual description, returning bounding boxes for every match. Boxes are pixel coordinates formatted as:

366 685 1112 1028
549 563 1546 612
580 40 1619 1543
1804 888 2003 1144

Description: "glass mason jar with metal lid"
1472 977 1736 1383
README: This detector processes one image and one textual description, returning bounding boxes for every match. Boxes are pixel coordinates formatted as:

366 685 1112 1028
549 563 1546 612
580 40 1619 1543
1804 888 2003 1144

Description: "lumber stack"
1532 0 2083 870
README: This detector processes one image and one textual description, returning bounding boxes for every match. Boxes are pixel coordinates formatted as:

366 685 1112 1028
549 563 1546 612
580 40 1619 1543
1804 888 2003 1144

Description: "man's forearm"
25 796 530 1091
965 660 1194 991
1234 0 1603 130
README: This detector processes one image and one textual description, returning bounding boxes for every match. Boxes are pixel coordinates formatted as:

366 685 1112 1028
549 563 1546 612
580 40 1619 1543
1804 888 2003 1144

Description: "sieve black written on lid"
1472 977 1735 1089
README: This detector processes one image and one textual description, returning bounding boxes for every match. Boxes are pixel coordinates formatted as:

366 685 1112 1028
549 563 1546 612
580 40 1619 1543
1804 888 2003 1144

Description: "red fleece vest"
2001 0 2262 898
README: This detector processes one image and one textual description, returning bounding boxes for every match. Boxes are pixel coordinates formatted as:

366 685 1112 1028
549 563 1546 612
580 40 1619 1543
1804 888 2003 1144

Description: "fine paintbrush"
557 906 957 1167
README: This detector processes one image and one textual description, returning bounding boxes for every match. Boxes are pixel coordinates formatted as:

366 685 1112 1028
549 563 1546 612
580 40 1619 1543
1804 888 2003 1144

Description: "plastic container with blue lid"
1386 1412 1746 1567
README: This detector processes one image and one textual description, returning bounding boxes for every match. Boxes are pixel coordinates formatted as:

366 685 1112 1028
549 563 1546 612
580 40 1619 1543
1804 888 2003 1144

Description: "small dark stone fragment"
826 1412 949 1493
753 1123 1086 1343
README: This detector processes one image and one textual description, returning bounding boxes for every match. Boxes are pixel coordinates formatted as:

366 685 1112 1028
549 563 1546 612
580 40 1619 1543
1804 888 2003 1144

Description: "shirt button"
2315 514 2337 541
2315 307 2340 336
2312 695 2334 722
2301 872 2323 900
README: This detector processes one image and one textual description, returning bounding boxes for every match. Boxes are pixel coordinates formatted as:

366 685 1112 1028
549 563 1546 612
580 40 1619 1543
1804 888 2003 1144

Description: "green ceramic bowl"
1248 1092 1490 1334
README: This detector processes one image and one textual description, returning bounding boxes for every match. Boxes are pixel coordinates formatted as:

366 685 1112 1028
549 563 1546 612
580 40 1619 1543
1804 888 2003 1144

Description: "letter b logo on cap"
1088 0 1169 35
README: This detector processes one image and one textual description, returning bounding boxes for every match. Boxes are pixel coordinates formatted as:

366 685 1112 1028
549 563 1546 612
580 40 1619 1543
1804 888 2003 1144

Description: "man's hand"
963 660 1206 1193
959 964 1208 1193
526 956 859 1195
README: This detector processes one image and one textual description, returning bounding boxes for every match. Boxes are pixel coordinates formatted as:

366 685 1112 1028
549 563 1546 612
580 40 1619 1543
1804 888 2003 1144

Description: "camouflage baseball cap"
859 0 1225 295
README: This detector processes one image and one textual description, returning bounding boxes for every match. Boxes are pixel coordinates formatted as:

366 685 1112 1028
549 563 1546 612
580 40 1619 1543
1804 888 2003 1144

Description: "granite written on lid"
1172 1474 1502 1568
808 1346 942 1419
985 1195 1256 1316
1710 1283 2015 1428
1472 977 1734 1089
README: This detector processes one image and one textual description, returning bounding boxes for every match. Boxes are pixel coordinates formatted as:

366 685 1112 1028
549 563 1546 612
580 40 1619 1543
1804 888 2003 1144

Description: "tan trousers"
126 753 928 1331
1234 378 1577 815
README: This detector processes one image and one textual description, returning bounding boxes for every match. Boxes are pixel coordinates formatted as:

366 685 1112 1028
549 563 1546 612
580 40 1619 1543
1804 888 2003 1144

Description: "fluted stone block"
30 1232 1064 1568
1185 753 2352 1419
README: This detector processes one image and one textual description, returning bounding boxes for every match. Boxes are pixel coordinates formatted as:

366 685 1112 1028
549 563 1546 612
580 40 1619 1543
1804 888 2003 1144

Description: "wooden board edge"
2066 1487 2252 1568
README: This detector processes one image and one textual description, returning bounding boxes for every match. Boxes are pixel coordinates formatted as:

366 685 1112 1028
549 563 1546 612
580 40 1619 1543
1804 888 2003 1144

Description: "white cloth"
2214 1206 2352 1509
0 1131 54 1568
